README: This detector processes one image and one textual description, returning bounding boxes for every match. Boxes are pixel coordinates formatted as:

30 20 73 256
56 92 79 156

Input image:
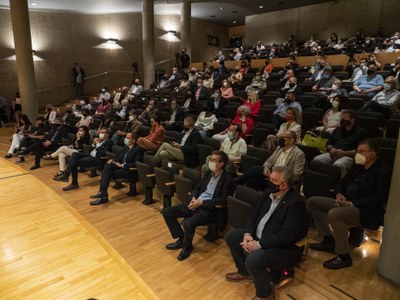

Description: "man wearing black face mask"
349 63 384 101
235 131 305 191
225 166 309 300
312 109 367 178
154 117 202 168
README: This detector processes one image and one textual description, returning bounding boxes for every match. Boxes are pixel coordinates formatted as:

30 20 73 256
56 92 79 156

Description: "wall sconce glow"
167 30 176 36
159 30 180 43
32 50 36 55
106 38 119 44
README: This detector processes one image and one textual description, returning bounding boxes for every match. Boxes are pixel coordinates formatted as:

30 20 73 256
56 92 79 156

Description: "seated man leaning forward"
235 130 305 191
154 116 202 168
161 151 234 261
89 133 144 205
225 166 309 300
307 138 391 270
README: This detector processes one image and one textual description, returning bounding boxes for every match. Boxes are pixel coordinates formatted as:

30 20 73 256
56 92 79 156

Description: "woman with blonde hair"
243 90 261 117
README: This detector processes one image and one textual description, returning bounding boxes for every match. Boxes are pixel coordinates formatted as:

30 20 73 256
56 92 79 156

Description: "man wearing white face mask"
161 151 234 261
89 133 144 205
357 76 400 119
307 138 391 270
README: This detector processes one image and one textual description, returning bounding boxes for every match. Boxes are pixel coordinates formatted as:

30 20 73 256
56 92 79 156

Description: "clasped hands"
188 197 202 211
240 234 261 253
107 159 123 168
335 193 353 207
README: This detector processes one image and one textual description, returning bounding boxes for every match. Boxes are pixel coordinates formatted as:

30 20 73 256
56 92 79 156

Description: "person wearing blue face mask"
357 76 400 119
311 66 338 95
89 133 144 205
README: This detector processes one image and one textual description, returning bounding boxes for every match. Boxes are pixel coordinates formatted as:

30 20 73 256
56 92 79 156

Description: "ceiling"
0 0 333 26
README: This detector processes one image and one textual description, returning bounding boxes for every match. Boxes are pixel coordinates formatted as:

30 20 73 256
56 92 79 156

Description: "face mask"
285 115 293 122
101 89 106 93
124 138 130 146
197 83 202 87
360 63 365 68
332 101 339 109
384 83 392 91
129 115 134 121
99 133 105 139
289 83 295 88
267 181 281 194
354 153 366 165
367 69 374 75
340 119 352 128
332 84 338 91
208 161 217 172
279 137 287 148
227 132 234 141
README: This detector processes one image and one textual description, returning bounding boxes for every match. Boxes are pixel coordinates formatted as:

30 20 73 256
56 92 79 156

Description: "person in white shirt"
195 104 218 138
96 86 111 103
128 79 143 99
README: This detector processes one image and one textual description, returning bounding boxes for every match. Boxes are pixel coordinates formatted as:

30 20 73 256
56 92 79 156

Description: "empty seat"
136 154 159 205
154 160 180 208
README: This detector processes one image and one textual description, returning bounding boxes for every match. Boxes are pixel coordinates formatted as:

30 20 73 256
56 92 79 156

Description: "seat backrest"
309 160 341 183
296 144 321 165
203 137 221 150
240 154 263 173
247 146 270 162
112 145 124 156
385 119 400 139
251 127 271 148
375 137 397 149
136 161 155 187
303 169 335 199
198 144 213 166
357 116 381 138
235 185 264 207
174 168 201 205
301 111 321 131
154 167 175 195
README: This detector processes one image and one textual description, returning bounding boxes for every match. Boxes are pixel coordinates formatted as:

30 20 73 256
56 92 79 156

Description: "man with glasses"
161 151 234 261
225 166 309 300
307 138 391 269
55 128 113 191
235 130 305 192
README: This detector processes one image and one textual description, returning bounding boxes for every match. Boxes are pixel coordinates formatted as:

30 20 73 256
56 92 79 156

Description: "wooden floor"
1 127 400 300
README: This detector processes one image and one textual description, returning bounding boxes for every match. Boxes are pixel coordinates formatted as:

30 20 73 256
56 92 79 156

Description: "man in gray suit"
235 130 305 191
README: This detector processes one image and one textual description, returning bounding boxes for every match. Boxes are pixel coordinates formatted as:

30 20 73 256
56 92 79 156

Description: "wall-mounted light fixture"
32 50 36 56
106 38 119 44
167 30 176 36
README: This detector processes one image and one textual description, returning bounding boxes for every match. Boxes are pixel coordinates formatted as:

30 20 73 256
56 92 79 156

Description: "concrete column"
181 1 191 56
378 131 400 284
142 0 155 89
9 0 38 121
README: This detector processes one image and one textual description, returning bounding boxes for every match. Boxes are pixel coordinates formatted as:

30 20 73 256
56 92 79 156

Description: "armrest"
129 167 137 171
146 173 156 178
165 181 175 186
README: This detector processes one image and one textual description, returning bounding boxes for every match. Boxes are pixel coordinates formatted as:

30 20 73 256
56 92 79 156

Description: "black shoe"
53 174 68 182
323 255 352 269
30 164 40 170
310 241 335 253
166 238 183 250
5 154 12 158
88 171 98 178
112 183 125 189
348 227 366 247
63 184 79 191
271 268 294 286
15 157 25 164
142 198 155 205
90 197 109 205
90 192 103 199
177 245 193 261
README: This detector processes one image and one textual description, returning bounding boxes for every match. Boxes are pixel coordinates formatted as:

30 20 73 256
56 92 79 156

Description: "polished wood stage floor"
1 128 399 300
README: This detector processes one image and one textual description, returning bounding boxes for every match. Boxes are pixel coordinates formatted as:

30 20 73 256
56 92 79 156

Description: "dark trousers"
99 163 131 196
161 204 216 247
64 152 100 184
225 229 303 298
236 165 269 191
33 143 59 166
358 101 393 120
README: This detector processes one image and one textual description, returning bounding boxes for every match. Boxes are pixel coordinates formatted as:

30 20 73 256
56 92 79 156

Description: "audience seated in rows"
272 91 302 130
137 116 165 152
349 62 384 101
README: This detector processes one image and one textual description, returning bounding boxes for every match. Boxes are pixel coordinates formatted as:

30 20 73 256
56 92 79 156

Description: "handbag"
301 131 328 153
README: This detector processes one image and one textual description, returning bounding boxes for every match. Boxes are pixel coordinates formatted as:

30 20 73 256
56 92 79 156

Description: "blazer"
116 144 144 180
169 107 185 123
95 138 114 159
335 159 391 230
245 189 309 249
181 128 202 168
191 170 234 209
263 145 306 182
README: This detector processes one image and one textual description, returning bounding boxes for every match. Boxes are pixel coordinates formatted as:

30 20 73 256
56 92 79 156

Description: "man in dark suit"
307 138 391 269
194 79 209 102
162 150 234 261
225 166 309 300
72 63 85 98
154 116 202 168
56 128 113 191
163 99 185 132
89 133 144 205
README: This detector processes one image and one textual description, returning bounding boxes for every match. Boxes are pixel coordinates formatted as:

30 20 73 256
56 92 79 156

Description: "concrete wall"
245 0 399 46
0 9 228 109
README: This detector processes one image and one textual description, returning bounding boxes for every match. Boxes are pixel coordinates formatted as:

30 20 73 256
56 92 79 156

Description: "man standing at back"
72 63 85 98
